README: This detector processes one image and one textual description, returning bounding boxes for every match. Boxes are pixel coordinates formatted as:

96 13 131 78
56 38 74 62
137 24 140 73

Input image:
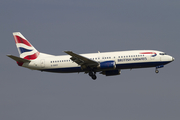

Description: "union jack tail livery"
13 32 39 60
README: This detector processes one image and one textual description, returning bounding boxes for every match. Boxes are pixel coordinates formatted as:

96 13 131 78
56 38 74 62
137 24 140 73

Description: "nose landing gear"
155 65 164 74
155 69 159 73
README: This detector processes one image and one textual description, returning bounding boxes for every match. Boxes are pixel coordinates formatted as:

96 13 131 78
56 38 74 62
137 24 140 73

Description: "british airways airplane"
7 32 174 80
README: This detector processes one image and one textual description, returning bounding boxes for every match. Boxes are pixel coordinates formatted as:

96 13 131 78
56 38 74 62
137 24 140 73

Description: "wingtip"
64 51 72 53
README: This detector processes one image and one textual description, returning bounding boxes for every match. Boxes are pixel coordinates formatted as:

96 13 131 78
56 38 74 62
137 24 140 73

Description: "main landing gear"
89 71 97 80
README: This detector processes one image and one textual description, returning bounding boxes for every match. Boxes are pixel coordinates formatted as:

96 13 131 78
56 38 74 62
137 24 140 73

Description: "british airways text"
118 57 147 62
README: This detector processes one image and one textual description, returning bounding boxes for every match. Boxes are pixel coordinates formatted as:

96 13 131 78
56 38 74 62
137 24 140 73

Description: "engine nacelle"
101 70 121 76
99 61 116 70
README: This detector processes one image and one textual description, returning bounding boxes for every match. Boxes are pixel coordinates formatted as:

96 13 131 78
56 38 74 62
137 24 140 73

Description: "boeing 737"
7 32 174 80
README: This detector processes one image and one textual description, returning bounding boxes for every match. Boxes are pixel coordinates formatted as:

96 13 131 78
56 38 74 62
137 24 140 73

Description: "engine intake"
99 61 116 70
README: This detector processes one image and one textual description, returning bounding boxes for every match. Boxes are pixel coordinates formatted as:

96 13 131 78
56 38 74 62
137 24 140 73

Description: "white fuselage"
23 50 174 73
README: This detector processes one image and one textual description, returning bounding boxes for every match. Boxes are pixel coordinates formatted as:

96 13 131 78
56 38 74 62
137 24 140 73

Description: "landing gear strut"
89 71 97 80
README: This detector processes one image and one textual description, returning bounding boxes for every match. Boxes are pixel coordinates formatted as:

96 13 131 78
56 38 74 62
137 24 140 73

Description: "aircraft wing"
64 51 99 67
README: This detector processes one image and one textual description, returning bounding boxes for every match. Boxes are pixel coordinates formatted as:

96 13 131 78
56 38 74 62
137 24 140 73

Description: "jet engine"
99 61 116 70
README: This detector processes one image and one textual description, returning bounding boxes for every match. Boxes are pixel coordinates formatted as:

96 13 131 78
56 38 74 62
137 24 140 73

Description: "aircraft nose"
172 57 175 61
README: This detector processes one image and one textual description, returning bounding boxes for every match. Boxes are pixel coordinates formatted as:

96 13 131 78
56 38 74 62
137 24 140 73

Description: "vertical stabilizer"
13 32 39 60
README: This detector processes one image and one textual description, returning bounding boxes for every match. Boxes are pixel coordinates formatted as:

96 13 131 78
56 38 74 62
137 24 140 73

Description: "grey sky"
1 0 180 120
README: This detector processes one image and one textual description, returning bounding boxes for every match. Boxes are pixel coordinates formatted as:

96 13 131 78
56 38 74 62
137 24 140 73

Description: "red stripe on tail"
24 52 40 60
14 35 32 47
16 61 24 66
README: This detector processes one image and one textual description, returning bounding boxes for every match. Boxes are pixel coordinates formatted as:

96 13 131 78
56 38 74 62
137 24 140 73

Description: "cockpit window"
159 53 166 55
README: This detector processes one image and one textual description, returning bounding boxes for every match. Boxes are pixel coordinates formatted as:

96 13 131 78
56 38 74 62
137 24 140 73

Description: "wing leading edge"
64 51 99 67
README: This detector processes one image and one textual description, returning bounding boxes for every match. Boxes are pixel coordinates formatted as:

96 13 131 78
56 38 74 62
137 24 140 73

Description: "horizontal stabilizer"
7 54 30 63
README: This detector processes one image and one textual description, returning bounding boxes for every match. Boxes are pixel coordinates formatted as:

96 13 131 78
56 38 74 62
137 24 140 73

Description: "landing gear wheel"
89 72 93 76
88 71 97 80
155 69 159 73
91 75 97 80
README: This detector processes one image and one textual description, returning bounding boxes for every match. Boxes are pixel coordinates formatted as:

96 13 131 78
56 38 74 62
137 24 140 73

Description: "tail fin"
13 32 39 60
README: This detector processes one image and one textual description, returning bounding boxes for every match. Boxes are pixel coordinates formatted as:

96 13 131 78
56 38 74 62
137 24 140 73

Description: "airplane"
7 32 175 80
